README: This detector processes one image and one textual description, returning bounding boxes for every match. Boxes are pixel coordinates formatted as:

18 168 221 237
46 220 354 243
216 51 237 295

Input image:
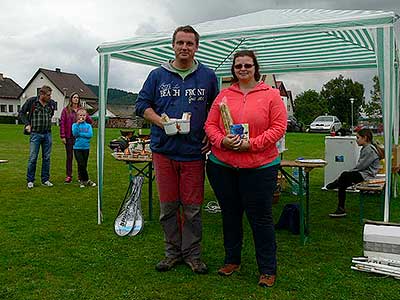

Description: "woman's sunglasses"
234 63 254 70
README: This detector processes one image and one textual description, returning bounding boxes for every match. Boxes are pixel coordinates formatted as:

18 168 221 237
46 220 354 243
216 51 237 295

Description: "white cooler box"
364 222 400 262
324 136 360 188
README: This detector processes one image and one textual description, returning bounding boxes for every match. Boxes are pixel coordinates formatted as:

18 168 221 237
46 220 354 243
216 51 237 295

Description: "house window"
54 102 58 111
0 105 6 112
9 105 13 113
37 88 41 96
17 105 21 112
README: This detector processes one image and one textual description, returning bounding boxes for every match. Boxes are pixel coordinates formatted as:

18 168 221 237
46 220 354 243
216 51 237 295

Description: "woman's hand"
238 139 250 152
222 134 242 151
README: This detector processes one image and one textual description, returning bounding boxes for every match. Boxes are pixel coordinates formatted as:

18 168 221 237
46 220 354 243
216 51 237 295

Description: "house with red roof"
275 80 294 116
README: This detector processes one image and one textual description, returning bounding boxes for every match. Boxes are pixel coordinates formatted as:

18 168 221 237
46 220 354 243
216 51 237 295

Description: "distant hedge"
0 116 17 124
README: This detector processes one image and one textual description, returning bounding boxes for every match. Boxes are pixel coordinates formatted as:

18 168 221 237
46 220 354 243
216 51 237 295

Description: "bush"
0 116 17 124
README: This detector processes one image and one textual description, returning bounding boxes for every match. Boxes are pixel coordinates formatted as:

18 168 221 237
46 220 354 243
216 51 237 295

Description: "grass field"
0 124 399 300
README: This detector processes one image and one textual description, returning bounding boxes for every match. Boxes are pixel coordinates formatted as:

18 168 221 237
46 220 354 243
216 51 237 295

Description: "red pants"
153 152 205 205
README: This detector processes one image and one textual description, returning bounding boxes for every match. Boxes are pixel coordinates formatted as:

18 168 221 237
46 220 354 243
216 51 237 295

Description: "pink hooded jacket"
205 82 287 169
60 107 93 139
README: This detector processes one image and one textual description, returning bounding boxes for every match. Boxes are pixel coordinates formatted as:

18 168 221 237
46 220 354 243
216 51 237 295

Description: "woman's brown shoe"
258 274 276 287
218 264 240 276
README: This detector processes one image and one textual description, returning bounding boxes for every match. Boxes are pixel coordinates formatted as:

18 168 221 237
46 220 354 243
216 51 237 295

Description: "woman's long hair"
357 128 384 159
66 92 81 113
357 128 373 143
231 50 261 83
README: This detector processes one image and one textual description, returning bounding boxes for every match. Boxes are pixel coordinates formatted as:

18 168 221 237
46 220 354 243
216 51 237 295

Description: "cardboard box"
393 144 400 168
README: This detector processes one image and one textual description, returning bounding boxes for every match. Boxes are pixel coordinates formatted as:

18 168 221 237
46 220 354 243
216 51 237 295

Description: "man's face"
172 31 198 62
40 91 52 103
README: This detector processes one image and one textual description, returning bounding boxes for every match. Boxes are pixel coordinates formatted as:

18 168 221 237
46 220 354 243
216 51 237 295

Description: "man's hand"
25 125 31 134
201 135 211 154
61 138 66 145
143 108 164 128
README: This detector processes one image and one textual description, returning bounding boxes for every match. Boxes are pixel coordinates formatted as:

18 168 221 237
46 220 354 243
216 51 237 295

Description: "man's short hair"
39 85 52 95
172 25 200 45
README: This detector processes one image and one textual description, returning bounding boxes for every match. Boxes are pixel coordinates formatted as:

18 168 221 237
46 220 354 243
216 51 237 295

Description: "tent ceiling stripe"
253 49 374 60
110 53 161 66
252 44 369 55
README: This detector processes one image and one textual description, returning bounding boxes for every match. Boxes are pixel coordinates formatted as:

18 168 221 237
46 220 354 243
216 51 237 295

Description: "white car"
309 115 342 133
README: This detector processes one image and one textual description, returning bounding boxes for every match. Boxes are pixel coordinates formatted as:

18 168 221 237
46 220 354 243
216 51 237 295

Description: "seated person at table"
326 128 381 218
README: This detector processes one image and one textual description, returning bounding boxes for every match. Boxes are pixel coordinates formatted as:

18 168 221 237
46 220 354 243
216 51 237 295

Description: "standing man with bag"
135 25 219 274
19 85 56 189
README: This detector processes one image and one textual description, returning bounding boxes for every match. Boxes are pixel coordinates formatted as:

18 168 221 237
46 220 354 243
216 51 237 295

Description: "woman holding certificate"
204 50 287 287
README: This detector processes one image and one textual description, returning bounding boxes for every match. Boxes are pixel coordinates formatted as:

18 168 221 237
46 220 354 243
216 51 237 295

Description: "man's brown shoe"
155 257 182 272
258 274 276 287
185 258 208 274
218 264 240 276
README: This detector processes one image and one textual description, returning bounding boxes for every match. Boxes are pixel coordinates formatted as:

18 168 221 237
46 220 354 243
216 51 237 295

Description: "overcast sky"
0 0 399 100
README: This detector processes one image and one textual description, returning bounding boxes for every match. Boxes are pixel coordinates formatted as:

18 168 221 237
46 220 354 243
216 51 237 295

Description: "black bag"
109 137 129 152
275 203 300 235
21 100 36 135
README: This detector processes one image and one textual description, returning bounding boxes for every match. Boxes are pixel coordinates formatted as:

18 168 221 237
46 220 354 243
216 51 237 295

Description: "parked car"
354 123 383 134
309 115 341 133
287 115 303 132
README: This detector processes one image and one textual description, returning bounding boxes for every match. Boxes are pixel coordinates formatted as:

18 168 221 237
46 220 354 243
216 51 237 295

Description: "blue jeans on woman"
27 132 52 183
206 160 278 275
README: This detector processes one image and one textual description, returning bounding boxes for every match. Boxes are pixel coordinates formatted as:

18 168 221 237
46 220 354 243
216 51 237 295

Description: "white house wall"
91 109 116 118
281 96 288 110
0 97 20 117
286 97 293 116
19 71 66 122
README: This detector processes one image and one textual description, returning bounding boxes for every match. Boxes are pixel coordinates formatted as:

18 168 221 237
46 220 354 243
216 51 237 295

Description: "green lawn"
0 124 399 300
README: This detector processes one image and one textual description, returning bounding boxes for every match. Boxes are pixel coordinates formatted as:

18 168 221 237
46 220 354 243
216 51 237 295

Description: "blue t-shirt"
72 122 93 150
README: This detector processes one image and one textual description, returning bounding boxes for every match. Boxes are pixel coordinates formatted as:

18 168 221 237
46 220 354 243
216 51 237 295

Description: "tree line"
86 84 138 105
294 75 382 127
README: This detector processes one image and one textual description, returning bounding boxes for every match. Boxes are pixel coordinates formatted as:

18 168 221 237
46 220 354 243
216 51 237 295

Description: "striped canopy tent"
96 9 400 224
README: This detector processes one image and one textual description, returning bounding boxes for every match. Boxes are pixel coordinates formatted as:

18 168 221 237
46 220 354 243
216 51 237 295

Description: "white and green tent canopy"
97 8 400 224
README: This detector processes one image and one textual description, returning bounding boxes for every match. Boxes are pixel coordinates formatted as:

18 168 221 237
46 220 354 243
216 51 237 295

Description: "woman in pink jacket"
60 92 92 183
205 50 287 288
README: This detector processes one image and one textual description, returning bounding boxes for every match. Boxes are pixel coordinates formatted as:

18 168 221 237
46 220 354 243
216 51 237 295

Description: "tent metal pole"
395 57 399 145
97 54 110 224
376 26 395 222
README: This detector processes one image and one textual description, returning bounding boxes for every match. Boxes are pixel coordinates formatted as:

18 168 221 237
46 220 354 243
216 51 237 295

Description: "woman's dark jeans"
206 160 278 275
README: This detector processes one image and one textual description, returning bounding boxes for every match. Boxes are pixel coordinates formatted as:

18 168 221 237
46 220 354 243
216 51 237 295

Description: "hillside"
87 84 137 105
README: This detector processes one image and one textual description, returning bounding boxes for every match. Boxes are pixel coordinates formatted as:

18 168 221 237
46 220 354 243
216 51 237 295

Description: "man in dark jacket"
19 85 56 189
136 25 219 274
